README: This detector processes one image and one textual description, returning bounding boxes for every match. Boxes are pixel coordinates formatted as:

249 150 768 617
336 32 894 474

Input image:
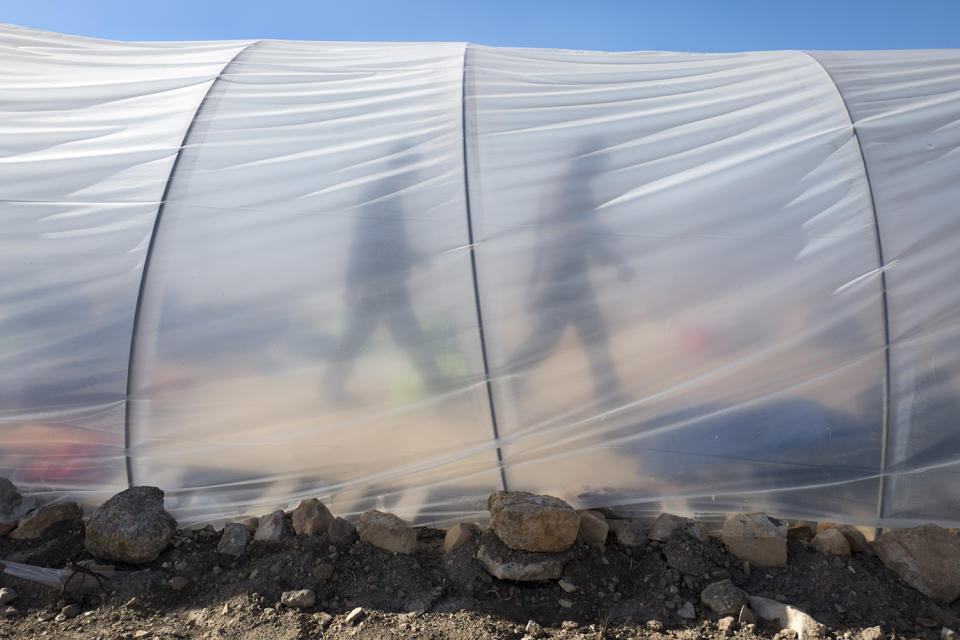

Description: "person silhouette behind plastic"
507 142 633 406
323 145 443 402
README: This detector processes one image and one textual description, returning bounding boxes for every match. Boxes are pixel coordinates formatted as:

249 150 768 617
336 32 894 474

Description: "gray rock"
217 523 251 556
488 491 579 553
0 478 32 534
941 628 958 640
253 511 290 543
85 487 176 564
345 606 364 625
873 524 960 603
721 513 788 567
10 502 82 540
63 606 82 621
577 510 609 548
749 596 821 640
290 499 334 536
558 579 577 593
834 525 869 553
328 517 358 545
862 626 884 640
281 589 316 608
357 510 417 554
651 513 709 542
812 528 851 556
701 580 748 615
614 519 648 548
0 587 16 605
677 601 696 619
1 606 18 619
558 598 573 608
476 529 570 581
168 576 190 591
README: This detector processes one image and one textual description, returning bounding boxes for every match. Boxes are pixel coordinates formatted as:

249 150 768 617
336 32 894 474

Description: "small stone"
345 606 364 625
281 589 316 608
328 517 358 545
60 604 81 619
133 631 150 638
834 525 869 552
558 598 573 608
558 579 577 593
313 562 334 581
701 580 748 615
218 523 252 556
476 530 570 581
647 620 665 631
577 510 609 548
444 522 477 553
562 620 579 630
862 625 884 640
488 491 580 552
357 510 417 554
677 601 696 619
942 628 958 640
84 487 177 564
650 513 708 542
0 587 16 605
721 513 788 567
168 576 190 591
614 519 648 548
812 528 851 556
253 510 289 542
873 525 960 602
290 498 334 536
749 596 821 640
919 618 940 629
525 620 544 637
788 523 815 541
221 603 230 615
718 616 738 633
317 612 334 629
1 606 18 619
11 501 83 540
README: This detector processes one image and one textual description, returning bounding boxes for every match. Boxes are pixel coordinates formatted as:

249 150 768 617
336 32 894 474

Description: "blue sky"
2 0 959 51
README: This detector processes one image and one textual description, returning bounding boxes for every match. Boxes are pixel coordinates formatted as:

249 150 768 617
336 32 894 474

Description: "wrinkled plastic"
1 24 959 528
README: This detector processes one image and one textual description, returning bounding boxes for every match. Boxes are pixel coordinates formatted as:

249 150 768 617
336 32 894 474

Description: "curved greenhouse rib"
461 44 508 491
123 40 262 488
801 51 893 522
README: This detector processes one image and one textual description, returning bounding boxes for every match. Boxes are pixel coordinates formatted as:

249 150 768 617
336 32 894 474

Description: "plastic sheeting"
2 23 959 527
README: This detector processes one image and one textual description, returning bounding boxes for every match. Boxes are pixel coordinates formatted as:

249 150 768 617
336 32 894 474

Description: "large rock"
253 511 290 542
290 499 334 536
749 596 821 640
328 517 358 545
11 502 82 540
721 513 787 567
85 487 176 564
217 523 251 557
488 491 579 553
812 528 850 556
613 519 648 548
873 524 960 603
577 510 609 549
476 530 569 581
701 580 748 615
650 513 709 542
357 510 417 554
0 478 32 535
834 525 869 552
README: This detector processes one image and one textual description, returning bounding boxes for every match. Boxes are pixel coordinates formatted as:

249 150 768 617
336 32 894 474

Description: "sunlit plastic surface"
810 50 960 526
2 25 959 527
0 25 247 503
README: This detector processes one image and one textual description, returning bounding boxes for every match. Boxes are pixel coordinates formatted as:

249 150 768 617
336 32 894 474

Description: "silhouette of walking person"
508 142 633 405
323 146 443 402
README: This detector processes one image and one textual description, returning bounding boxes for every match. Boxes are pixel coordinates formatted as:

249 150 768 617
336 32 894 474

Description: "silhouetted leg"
323 295 381 398
572 291 623 403
385 290 445 393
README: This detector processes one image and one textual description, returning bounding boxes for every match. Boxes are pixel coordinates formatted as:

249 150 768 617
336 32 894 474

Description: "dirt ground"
1 514 958 640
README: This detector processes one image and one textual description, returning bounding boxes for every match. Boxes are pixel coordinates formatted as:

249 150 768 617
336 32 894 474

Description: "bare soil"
1 515 958 640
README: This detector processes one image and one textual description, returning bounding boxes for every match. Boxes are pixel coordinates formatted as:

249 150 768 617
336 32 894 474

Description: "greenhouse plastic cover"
2 24 960 528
